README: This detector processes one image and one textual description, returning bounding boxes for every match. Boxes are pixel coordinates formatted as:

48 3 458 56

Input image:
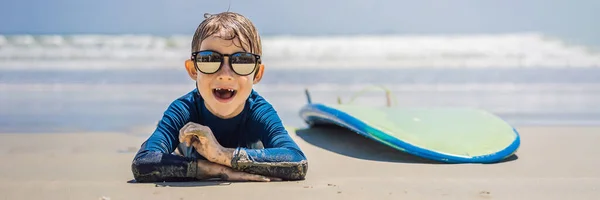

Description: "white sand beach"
0 126 599 200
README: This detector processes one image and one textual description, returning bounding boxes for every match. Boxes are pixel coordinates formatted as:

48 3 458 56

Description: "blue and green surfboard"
299 88 520 163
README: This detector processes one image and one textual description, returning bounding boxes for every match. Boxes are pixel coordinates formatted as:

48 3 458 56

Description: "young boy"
131 12 308 182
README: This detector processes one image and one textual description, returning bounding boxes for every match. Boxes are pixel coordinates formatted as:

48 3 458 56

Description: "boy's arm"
229 101 308 181
131 98 274 183
130 99 202 182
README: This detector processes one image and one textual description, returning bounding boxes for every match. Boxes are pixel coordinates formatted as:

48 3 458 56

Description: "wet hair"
191 12 262 55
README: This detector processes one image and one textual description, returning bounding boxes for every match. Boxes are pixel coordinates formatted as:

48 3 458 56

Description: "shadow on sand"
294 124 518 164
127 179 234 187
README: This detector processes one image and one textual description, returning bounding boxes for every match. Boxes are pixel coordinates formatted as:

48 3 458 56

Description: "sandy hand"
179 122 224 163
197 159 283 182
219 166 283 182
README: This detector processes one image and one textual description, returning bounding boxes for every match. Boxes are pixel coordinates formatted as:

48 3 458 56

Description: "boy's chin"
206 101 243 118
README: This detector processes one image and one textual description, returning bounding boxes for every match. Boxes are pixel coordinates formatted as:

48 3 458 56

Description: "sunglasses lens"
195 51 221 73
231 53 257 75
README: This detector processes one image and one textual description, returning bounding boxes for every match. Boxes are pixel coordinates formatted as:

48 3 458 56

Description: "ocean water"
2 32 599 69
0 33 599 133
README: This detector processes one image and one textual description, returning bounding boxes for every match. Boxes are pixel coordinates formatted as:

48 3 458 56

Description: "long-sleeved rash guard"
131 89 308 182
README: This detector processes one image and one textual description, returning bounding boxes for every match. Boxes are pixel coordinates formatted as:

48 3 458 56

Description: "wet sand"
0 126 599 200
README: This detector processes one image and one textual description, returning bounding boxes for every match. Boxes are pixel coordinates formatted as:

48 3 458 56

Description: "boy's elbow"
286 159 308 180
131 155 152 183
281 150 308 180
130 151 162 183
287 149 308 180
131 161 147 183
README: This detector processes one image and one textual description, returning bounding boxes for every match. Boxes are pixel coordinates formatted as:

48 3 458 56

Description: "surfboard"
298 88 520 163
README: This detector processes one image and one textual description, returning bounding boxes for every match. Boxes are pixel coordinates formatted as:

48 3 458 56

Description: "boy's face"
185 35 264 119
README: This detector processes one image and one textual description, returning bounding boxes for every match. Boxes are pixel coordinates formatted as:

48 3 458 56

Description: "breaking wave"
0 33 599 70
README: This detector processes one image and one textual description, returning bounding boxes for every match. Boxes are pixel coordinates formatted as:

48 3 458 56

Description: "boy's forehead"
199 33 251 53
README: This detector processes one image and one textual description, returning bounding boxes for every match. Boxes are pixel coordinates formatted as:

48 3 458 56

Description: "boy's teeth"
215 88 234 92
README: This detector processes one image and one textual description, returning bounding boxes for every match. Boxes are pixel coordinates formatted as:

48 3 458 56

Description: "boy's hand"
197 160 281 182
219 166 282 182
179 122 231 166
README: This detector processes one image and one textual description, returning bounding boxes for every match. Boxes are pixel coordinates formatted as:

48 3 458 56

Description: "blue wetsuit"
131 89 308 182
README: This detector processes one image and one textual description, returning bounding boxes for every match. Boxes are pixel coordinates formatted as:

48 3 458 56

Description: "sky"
1 0 599 45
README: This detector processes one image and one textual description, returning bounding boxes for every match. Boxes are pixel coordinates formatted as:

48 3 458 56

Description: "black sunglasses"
191 50 261 76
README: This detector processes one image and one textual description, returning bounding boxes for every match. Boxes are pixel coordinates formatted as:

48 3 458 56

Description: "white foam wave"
1 33 599 70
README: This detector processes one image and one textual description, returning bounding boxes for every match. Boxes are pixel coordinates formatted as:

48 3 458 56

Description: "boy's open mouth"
213 88 237 102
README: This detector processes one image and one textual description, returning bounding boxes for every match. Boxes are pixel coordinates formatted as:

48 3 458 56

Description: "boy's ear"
253 64 265 84
185 59 198 80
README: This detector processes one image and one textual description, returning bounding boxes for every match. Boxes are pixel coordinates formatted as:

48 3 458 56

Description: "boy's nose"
217 75 233 81
216 57 235 81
